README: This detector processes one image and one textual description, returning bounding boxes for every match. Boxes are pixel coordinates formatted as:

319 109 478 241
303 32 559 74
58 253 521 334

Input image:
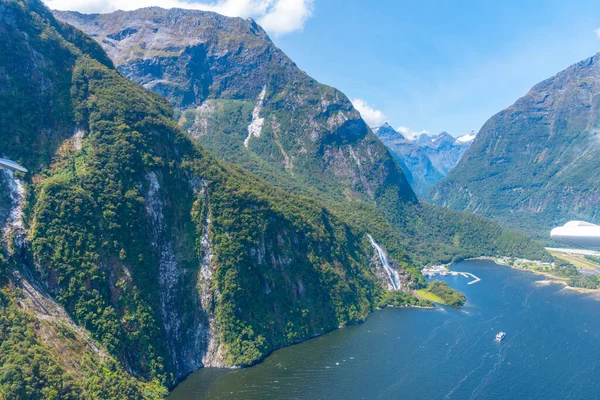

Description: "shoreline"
196 301 435 375
172 258 595 393
468 257 600 294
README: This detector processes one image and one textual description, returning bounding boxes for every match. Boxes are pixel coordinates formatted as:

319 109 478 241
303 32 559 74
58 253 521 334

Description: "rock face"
0 3 552 397
54 8 417 211
2 2 416 396
415 131 475 176
431 53 600 235
374 124 474 197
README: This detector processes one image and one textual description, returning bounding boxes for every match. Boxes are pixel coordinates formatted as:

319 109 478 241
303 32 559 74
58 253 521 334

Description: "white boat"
496 332 506 341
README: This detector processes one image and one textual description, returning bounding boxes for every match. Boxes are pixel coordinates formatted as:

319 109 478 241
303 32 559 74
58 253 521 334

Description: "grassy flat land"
415 289 446 305
549 252 600 272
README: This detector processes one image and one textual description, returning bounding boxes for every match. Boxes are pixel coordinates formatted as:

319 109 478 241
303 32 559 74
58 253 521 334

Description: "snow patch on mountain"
397 125 430 141
456 130 478 143
244 86 267 148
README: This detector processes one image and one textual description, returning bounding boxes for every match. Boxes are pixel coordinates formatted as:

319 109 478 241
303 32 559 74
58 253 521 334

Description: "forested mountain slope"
431 54 600 236
0 2 551 398
0 1 422 397
54 7 548 266
55 8 417 215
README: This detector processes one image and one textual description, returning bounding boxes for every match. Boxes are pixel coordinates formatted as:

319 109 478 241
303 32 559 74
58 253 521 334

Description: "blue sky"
272 0 600 136
47 0 600 136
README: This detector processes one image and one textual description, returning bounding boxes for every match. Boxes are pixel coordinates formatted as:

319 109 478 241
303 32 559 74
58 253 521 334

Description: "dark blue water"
169 260 600 399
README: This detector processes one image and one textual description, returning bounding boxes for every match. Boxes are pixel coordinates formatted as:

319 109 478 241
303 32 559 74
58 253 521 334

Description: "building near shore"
551 221 600 248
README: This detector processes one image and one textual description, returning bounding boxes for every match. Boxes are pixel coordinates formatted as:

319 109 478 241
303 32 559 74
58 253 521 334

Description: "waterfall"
244 85 267 147
367 234 401 290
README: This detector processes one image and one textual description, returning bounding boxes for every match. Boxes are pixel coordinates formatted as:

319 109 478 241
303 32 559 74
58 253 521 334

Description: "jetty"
422 265 481 284
460 272 481 284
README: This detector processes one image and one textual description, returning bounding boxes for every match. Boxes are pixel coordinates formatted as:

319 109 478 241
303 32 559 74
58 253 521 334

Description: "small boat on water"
496 332 506 341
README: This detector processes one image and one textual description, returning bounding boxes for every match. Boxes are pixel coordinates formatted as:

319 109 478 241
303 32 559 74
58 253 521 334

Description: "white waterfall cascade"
243 85 267 147
2 169 25 249
367 234 401 290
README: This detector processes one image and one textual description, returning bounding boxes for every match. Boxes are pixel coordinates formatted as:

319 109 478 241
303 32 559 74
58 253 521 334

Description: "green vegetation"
421 281 466 307
503 257 600 290
568 275 600 290
415 289 446 305
180 98 550 269
330 201 551 268
584 255 600 266
377 291 433 308
550 252 600 272
1 1 421 396
0 285 166 399
173 58 550 270
430 54 600 238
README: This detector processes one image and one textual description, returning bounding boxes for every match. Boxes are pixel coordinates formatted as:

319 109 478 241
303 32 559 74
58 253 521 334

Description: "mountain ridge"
430 52 600 236
374 123 474 196
54 7 419 214
0 2 551 398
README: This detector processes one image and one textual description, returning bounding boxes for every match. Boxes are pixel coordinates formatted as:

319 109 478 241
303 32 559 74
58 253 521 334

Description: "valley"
1 0 600 399
430 53 600 237
168 260 600 400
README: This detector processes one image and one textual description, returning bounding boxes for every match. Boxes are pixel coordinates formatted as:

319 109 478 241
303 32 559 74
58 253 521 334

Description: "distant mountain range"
374 123 476 197
0 2 549 398
431 53 600 236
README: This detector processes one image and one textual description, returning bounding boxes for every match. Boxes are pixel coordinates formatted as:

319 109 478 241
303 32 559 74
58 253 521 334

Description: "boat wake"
444 353 489 399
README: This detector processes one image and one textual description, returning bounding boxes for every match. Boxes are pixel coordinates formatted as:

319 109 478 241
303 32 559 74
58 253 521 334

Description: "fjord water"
169 260 600 399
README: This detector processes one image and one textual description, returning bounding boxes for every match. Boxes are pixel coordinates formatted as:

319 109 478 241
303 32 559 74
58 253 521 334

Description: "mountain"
374 124 475 197
54 8 417 216
416 131 476 176
51 8 551 265
0 1 426 397
431 53 600 236
374 123 444 196
51 7 554 261
0 2 551 398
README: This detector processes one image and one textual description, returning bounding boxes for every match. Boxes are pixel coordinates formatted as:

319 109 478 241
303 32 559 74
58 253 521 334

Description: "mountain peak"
455 130 478 144
55 7 418 208
431 51 600 235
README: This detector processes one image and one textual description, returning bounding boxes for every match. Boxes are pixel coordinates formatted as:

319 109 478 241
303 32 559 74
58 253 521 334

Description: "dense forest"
0 1 558 399
425 281 467 307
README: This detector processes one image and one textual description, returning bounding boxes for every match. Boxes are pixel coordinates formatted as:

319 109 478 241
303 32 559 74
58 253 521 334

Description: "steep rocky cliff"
374 123 445 197
0 1 418 397
55 8 418 213
374 124 474 197
431 54 600 235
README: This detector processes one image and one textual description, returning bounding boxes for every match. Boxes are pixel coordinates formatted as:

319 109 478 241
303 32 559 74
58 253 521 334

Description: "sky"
45 0 600 136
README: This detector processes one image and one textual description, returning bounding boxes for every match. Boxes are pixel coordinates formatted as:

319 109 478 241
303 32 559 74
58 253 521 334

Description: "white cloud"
397 126 429 141
351 98 387 127
258 0 314 35
43 0 314 36
595 28 600 38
